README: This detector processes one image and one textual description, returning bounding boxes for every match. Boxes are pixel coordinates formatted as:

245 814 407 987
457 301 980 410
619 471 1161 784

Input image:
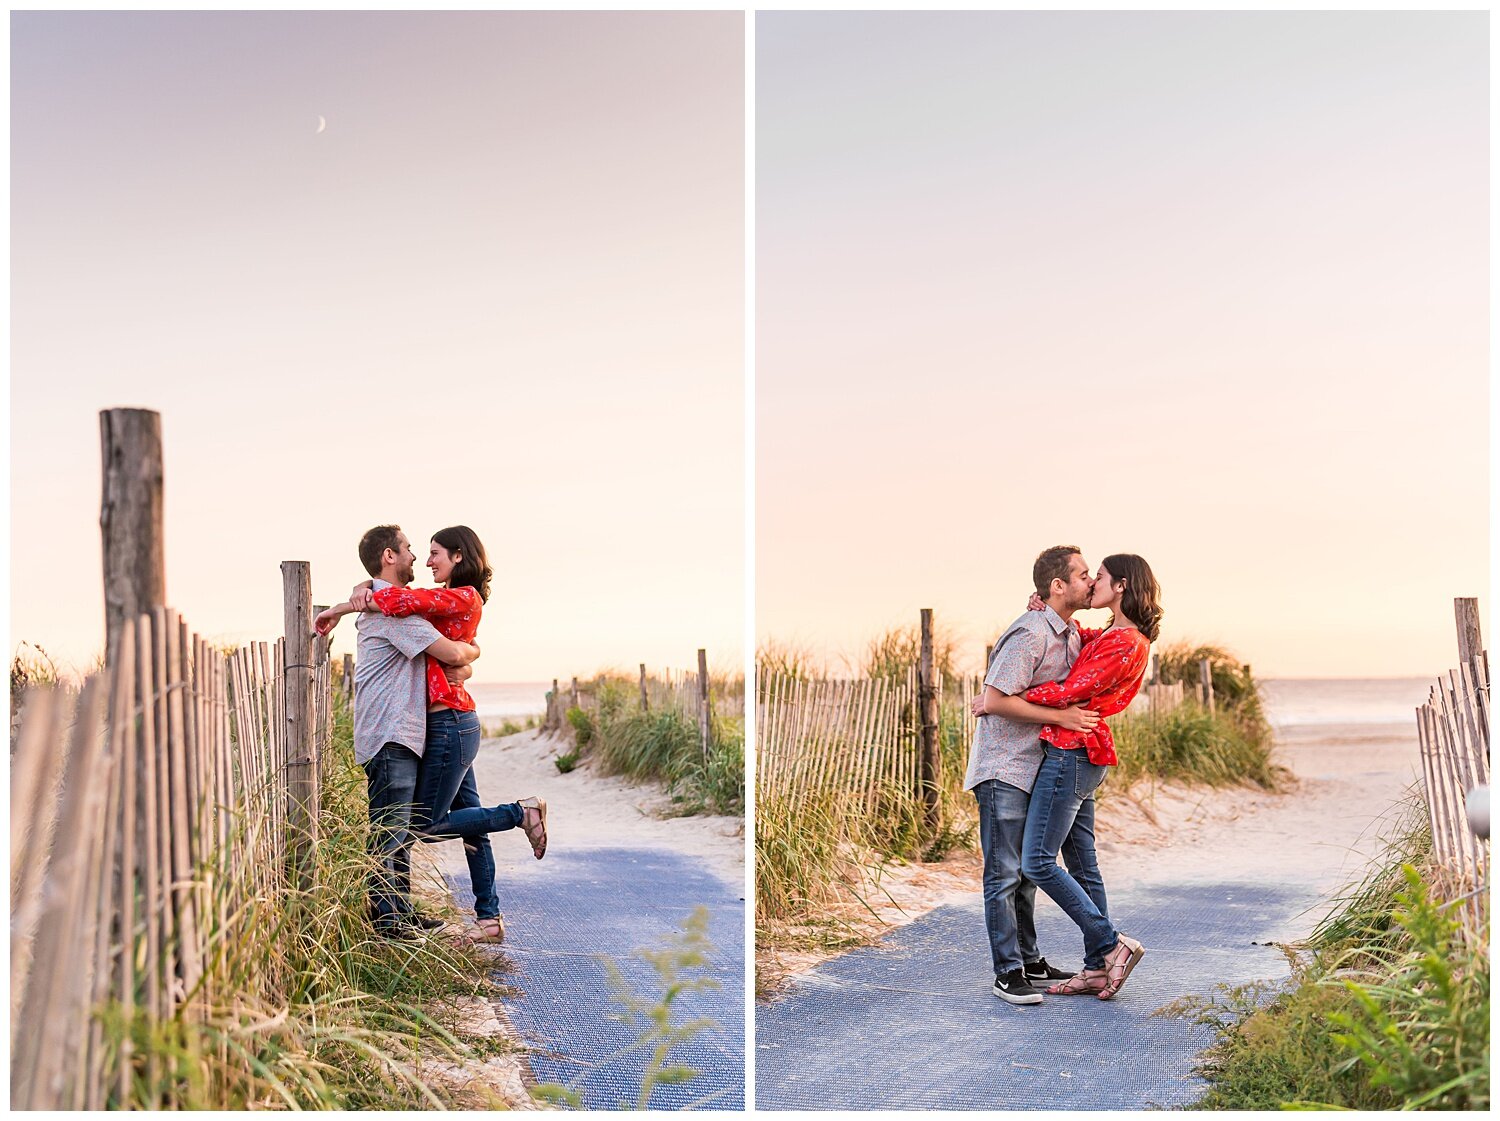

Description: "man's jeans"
364 742 420 921
1021 745 1118 969
975 779 1040 976
410 709 521 922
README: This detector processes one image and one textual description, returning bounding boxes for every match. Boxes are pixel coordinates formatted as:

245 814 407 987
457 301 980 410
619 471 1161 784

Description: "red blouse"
1024 627 1151 766
371 585 482 712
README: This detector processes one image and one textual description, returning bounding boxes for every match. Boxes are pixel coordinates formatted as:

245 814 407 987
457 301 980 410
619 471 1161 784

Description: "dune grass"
572 675 745 816
1165 790 1489 1111
93 695 508 1109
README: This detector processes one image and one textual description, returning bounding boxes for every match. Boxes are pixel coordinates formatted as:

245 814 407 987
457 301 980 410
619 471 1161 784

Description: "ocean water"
1259 678 1433 730
468 681 551 720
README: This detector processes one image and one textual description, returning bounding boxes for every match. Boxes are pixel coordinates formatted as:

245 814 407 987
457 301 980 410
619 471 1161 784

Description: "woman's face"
1090 564 1122 612
427 541 458 584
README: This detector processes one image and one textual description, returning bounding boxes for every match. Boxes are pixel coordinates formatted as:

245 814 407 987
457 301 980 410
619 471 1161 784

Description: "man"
963 545 1100 1004
336 524 480 938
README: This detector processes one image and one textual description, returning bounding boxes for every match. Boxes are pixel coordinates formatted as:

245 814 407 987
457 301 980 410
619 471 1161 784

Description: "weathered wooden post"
342 653 354 702
282 562 318 884
640 663 650 712
571 676 580 708
983 644 993 673
1151 652 1161 687
1199 658 1215 714
100 409 165 666
919 609 941 836
697 648 711 755
1456 598 1484 667
549 677 560 730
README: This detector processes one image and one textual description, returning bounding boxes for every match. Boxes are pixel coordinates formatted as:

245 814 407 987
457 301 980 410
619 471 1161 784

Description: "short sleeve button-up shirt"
962 606 1081 794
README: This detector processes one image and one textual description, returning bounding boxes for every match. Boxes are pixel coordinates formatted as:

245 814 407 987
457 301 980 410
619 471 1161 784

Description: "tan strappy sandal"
1047 968 1109 996
471 915 506 944
518 796 548 860
1098 934 1145 1000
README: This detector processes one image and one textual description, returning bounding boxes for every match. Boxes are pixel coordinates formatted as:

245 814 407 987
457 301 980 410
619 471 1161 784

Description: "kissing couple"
965 544 1163 1005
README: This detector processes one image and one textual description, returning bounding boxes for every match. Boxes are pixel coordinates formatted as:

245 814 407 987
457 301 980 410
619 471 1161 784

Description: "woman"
980 554 1161 999
324 525 547 944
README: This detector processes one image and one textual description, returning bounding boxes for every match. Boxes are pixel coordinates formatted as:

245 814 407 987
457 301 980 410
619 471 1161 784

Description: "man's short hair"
1033 545 1082 598
358 525 403 578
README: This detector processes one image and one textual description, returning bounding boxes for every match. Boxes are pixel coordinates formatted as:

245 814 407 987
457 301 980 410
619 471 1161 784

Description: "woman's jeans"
1021 745 1118 970
411 709 522 921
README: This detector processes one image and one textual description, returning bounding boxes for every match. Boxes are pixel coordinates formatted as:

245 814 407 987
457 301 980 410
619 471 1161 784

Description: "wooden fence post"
698 648 711 755
342 653 354 701
1456 598 1484 666
549 678 560 730
282 562 318 885
571 677 580 708
1151 652 1161 686
100 409 165 667
918 609 940 836
1199 658 1215 714
640 663 650 712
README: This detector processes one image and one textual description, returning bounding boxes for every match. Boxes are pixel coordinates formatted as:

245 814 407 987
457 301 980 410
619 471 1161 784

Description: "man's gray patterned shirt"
962 605 1081 794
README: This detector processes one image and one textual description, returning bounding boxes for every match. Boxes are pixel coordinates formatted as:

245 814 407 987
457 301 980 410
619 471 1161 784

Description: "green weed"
533 908 722 1109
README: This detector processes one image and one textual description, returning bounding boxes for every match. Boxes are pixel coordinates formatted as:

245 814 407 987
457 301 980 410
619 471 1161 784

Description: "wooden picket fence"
758 662 1184 816
10 606 332 1110
540 658 746 737
1415 652 1490 940
755 671 919 804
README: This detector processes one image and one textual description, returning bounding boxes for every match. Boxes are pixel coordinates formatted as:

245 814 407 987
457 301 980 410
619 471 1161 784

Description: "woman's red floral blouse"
371 585 481 712
1024 626 1151 766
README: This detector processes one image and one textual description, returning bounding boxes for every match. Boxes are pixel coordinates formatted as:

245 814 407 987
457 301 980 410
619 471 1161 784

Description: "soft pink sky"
11 11 744 682
756 11 1488 678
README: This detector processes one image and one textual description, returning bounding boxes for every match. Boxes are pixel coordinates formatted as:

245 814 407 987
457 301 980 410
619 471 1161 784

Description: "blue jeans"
411 709 523 921
975 780 1040 975
1022 745 1118 969
363 742 420 921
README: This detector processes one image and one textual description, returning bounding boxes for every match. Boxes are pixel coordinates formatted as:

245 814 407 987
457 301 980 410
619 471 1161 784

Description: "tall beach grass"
91 694 508 1109
1167 789 1488 1111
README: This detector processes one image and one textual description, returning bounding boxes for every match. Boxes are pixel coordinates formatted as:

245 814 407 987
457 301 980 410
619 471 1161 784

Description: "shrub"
566 705 594 748
1171 796 1488 1111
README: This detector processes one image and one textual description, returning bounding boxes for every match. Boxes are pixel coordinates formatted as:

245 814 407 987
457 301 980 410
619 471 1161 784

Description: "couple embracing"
965 544 1163 1005
316 524 549 943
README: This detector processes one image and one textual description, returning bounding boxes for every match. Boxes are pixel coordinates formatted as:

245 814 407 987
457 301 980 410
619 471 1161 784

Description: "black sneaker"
409 910 445 930
992 969 1044 1005
1024 957 1073 984
373 915 422 941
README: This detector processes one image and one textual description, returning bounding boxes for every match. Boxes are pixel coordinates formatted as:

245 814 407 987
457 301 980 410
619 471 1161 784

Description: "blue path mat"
755 879 1316 1110
448 847 745 1110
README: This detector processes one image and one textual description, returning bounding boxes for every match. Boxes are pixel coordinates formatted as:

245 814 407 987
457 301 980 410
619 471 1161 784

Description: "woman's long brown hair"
1102 553 1162 642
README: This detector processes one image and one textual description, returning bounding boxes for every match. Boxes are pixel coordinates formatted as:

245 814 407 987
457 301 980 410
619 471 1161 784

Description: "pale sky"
756 11 1489 678
11 11 744 682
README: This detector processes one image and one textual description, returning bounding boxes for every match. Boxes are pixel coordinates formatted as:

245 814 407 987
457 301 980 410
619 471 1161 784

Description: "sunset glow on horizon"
756 10 1488 679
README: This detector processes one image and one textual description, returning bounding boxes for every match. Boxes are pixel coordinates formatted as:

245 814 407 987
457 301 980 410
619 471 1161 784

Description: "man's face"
1056 554 1095 610
386 532 417 585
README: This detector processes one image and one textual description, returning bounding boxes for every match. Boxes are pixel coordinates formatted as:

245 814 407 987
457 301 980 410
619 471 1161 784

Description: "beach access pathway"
755 718 1422 1110
429 728 747 1111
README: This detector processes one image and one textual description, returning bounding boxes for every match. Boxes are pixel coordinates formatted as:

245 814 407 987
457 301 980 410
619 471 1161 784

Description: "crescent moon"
316 115 327 134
